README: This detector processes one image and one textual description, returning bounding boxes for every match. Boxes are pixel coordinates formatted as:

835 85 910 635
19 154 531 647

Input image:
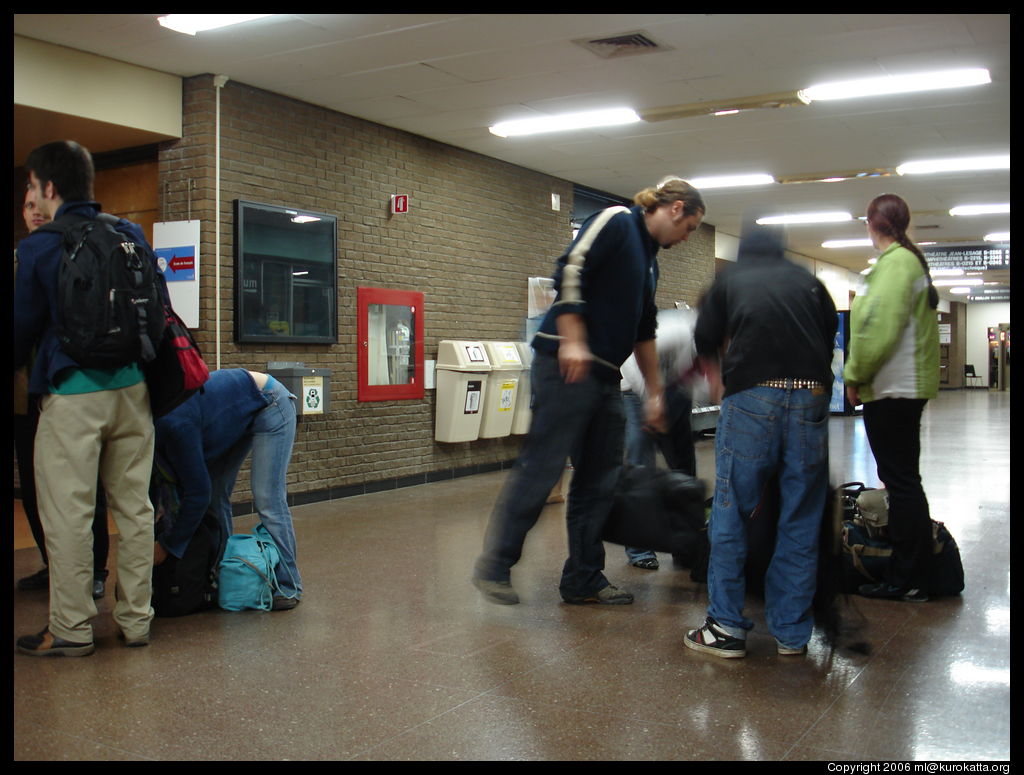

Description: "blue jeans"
474 352 625 598
706 386 829 648
209 377 302 597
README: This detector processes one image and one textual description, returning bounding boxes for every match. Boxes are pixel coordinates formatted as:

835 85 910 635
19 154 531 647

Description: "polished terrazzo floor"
12 389 1010 761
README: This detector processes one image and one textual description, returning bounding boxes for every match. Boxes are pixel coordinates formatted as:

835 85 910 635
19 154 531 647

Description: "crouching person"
153 369 302 610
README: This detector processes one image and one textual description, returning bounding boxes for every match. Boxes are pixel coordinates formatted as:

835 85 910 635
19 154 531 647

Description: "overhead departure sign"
923 245 1010 272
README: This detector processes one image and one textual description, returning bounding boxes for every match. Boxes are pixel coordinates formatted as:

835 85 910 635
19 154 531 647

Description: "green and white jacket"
844 243 940 403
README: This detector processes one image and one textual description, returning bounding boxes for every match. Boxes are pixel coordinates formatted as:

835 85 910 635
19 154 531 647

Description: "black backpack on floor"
36 212 165 369
152 509 224 617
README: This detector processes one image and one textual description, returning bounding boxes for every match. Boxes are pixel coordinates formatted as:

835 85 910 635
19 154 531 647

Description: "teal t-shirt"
51 364 145 395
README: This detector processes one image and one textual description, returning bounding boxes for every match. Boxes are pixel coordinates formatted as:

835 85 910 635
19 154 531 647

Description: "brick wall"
157 75 715 511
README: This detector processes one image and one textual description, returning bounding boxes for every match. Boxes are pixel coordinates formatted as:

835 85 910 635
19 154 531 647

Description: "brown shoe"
17 627 94 657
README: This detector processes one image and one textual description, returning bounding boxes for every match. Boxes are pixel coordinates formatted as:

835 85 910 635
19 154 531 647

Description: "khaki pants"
35 381 155 642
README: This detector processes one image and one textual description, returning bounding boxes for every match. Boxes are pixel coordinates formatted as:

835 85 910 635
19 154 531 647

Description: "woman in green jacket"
844 193 940 602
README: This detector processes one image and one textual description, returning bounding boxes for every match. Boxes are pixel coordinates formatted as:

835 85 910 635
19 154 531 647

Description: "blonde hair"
634 177 705 216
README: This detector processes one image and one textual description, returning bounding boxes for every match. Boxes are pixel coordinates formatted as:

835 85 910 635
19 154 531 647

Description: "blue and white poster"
154 246 196 282
153 221 201 328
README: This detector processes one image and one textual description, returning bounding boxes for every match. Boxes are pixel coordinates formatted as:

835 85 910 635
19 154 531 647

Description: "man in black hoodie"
684 225 837 658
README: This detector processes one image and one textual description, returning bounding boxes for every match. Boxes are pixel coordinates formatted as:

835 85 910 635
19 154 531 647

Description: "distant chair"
964 364 984 388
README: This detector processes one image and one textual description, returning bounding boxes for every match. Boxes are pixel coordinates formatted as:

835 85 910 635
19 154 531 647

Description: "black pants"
15 398 109 577
861 398 933 591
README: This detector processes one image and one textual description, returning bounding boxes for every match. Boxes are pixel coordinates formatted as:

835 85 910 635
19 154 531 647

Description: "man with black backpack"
14 141 160 656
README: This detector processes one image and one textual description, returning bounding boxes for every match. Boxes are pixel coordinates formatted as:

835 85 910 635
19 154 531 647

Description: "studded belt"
757 378 825 390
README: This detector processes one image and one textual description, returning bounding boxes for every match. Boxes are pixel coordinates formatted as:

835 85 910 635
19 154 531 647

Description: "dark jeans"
15 401 109 577
474 352 625 598
861 398 933 591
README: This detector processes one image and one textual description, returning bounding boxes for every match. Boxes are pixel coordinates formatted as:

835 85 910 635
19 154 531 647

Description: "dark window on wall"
572 184 631 232
234 200 338 344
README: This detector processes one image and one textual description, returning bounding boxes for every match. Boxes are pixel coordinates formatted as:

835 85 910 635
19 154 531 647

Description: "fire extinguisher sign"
391 194 409 214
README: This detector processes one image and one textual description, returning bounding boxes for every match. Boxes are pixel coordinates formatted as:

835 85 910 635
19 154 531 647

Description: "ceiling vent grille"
574 31 670 59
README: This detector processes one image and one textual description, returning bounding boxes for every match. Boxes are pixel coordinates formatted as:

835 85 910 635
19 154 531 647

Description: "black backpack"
152 509 224 617
37 212 165 369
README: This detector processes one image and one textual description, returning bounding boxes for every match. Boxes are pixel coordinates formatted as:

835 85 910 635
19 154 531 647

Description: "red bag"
145 306 210 417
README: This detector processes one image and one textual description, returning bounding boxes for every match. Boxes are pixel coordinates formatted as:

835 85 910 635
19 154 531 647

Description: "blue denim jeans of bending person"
474 352 625 599
208 376 302 598
706 386 829 648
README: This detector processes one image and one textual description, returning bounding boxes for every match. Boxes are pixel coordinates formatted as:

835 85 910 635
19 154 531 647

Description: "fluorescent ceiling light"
949 204 1010 216
800 68 991 102
756 211 852 225
949 287 972 295
688 173 775 190
822 238 873 249
489 108 640 138
158 14 272 35
934 277 983 287
985 232 1010 242
897 155 1009 176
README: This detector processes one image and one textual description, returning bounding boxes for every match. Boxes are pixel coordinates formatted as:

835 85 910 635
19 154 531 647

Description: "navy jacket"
154 369 269 558
532 205 659 381
14 201 152 395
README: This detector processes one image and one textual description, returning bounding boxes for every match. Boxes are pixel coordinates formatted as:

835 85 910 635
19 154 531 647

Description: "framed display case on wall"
357 287 424 402
234 200 337 344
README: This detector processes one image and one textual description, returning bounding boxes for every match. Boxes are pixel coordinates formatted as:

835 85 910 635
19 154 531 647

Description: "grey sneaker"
776 640 807 656
472 577 520 605
684 617 747 658
562 584 634 605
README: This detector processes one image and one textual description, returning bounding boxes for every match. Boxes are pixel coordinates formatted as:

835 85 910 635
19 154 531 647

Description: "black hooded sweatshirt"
694 228 838 399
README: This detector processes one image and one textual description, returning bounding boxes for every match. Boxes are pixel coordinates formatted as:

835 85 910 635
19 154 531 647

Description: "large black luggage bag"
602 466 707 562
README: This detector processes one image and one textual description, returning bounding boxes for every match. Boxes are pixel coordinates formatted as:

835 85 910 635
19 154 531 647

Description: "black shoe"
272 595 301 611
17 567 49 591
684 616 747 658
17 627 95 657
630 557 659 570
117 629 150 648
858 582 929 602
92 577 106 600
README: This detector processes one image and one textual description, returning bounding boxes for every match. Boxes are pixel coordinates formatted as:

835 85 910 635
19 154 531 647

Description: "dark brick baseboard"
230 458 518 517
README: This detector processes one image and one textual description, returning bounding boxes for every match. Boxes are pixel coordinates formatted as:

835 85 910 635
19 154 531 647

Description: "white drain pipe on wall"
212 74 230 370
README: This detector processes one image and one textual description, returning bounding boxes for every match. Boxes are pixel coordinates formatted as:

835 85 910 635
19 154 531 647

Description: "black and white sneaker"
684 616 747 658
858 582 929 603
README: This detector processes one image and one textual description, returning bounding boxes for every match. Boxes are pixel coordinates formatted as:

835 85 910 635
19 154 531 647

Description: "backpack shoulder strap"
33 211 92 236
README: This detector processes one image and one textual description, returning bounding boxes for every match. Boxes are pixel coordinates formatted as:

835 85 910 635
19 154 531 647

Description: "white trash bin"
511 342 533 435
434 341 491 442
479 341 523 439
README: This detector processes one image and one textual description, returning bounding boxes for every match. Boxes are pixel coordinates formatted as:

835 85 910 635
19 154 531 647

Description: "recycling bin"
478 341 523 439
267 363 331 416
511 342 533 435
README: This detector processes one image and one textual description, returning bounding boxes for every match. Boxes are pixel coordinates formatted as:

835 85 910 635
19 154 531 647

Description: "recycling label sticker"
498 380 516 411
302 376 325 414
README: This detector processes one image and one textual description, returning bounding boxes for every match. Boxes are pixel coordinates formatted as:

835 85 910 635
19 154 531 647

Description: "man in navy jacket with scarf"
473 177 705 606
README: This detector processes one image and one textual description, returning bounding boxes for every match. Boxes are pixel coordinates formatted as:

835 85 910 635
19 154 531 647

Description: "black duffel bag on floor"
602 466 707 562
